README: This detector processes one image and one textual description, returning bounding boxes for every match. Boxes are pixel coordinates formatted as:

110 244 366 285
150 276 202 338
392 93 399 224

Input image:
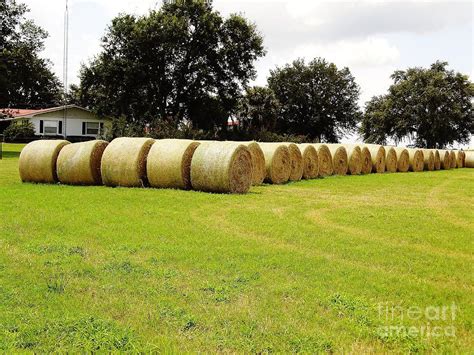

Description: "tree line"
1 0 473 147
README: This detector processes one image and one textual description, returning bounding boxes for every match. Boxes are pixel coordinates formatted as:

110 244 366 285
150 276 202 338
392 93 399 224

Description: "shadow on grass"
1 150 21 159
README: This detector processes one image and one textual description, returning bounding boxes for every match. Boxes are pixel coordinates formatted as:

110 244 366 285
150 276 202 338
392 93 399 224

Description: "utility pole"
63 0 69 139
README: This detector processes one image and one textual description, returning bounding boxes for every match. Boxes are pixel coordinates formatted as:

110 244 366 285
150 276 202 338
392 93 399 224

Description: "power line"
63 0 69 138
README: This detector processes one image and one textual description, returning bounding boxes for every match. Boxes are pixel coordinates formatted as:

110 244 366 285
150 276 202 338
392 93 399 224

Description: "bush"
103 115 311 143
3 121 35 142
103 116 218 142
101 116 144 141
222 127 310 143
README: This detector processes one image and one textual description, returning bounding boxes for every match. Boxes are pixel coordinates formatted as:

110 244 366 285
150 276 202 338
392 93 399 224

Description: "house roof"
0 105 112 121
3 109 41 117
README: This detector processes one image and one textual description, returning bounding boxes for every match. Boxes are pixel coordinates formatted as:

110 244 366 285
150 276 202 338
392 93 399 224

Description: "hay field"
0 143 473 352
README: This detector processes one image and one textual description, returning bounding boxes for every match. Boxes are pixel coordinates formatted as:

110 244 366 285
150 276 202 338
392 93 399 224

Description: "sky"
20 0 474 145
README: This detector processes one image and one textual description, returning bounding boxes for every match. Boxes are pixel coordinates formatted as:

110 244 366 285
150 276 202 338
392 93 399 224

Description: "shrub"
4 121 35 142
101 116 144 141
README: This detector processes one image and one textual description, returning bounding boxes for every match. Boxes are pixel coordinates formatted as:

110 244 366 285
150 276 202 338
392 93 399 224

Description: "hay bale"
465 151 474 168
432 150 441 170
313 144 334 176
101 137 155 187
337 143 369 174
297 144 319 179
337 144 362 175
393 147 409 172
455 150 464 168
243 142 266 185
358 146 373 174
438 150 451 169
406 148 424 172
19 140 70 183
147 139 200 190
197 141 265 185
384 146 398 173
450 151 457 168
285 143 304 181
259 143 291 184
190 141 252 193
362 144 386 173
263 142 303 181
57 140 108 185
421 149 435 171
325 144 348 175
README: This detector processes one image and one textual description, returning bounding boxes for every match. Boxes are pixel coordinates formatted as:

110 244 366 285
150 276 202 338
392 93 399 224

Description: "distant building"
227 117 240 128
0 105 112 139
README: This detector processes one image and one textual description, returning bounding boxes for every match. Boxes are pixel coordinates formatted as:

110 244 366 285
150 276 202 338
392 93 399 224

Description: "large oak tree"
267 58 361 142
361 61 473 148
74 1 265 130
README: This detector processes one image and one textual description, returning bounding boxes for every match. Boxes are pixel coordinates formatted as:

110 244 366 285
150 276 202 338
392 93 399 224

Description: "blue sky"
21 0 473 145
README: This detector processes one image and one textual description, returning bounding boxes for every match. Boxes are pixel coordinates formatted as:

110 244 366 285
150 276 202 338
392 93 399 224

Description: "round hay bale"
383 146 398 173
339 144 362 175
362 144 386 173
285 143 304 181
465 151 474 168
358 146 373 174
455 150 464 168
325 144 348 175
243 142 266 185
197 141 265 185
406 148 424 172
393 147 409 172
438 150 451 169
449 151 457 168
297 144 319 179
101 137 155 187
56 140 108 185
19 140 70 183
313 144 334 176
432 150 441 170
147 139 200 190
190 142 252 194
421 149 435 171
258 143 291 184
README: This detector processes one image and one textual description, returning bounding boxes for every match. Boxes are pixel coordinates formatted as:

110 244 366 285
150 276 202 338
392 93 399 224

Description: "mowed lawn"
0 143 473 352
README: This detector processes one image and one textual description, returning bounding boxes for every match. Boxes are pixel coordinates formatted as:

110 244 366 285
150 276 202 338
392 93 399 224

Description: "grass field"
1 143 473 352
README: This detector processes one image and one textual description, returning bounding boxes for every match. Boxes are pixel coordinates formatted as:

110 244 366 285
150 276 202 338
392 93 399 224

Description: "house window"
86 122 100 135
44 120 58 135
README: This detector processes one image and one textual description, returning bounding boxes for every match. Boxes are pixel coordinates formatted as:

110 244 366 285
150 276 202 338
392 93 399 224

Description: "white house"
0 105 112 139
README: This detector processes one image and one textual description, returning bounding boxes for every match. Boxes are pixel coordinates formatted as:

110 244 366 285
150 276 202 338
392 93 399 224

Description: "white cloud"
292 37 400 67
23 0 159 85
20 0 472 109
251 37 400 105
284 0 473 40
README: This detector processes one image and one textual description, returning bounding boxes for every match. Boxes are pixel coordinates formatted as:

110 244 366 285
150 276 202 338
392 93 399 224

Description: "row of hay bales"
19 138 470 194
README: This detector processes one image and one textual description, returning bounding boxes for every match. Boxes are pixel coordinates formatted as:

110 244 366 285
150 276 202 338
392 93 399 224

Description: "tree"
0 0 62 108
361 61 474 148
76 1 265 131
237 86 280 133
359 95 393 145
267 58 361 142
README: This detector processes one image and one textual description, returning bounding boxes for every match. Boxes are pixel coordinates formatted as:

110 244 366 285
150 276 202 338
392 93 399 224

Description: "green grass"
0 142 473 352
